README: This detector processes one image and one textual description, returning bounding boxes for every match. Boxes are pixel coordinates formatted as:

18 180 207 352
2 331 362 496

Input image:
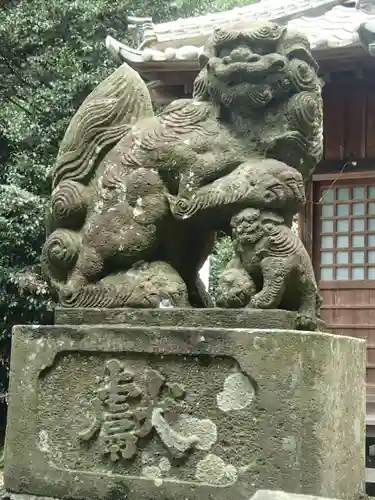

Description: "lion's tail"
52 62 154 190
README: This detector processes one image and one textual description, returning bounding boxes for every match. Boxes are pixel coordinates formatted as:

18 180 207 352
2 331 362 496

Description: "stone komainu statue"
42 21 323 323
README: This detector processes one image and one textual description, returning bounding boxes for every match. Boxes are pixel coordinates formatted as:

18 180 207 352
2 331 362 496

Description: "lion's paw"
250 292 275 309
296 313 318 332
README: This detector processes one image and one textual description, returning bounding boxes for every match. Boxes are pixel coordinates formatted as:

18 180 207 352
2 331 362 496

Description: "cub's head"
231 207 284 245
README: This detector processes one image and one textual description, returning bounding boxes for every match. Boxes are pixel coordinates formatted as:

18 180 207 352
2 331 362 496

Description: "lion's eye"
218 48 231 58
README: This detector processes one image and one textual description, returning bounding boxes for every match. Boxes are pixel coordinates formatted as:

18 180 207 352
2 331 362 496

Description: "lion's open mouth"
237 229 262 244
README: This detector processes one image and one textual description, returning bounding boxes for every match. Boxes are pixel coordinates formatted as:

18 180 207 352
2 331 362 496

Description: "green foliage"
211 0 258 12
209 235 235 297
171 0 258 15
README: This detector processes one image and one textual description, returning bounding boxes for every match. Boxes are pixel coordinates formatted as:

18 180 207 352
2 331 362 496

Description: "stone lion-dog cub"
216 207 322 330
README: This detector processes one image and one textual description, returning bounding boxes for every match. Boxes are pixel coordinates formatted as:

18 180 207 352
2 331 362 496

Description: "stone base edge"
54 307 326 331
1 489 61 500
0 489 345 500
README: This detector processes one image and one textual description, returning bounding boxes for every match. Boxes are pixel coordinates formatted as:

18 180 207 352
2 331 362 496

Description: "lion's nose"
266 54 287 71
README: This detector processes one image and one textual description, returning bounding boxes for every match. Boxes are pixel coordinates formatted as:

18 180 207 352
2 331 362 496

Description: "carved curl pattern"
59 262 190 309
51 180 89 228
41 229 82 289
285 92 319 136
287 59 318 93
43 229 81 269
245 22 284 43
59 282 132 308
202 22 285 62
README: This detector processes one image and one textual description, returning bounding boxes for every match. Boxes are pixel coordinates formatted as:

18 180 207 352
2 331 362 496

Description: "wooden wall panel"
302 181 314 258
345 91 366 159
367 347 375 365
367 93 375 158
320 287 375 384
322 81 374 160
367 368 375 386
323 87 345 160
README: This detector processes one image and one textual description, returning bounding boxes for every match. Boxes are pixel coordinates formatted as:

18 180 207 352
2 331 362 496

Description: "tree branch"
7 97 33 116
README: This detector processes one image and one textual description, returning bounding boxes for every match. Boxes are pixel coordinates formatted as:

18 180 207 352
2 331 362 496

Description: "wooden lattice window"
318 182 375 281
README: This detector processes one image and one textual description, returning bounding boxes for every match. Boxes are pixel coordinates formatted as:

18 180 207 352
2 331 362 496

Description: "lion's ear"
198 53 209 69
277 27 318 72
193 69 210 100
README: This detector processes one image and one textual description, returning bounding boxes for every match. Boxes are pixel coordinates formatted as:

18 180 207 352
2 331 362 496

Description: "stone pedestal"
4 310 365 500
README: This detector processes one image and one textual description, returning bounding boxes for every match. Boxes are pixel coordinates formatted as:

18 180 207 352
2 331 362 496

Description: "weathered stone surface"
1 489 61 500
4 316 364 500
54 307 326 330
250 491 341 500
0 487 344 500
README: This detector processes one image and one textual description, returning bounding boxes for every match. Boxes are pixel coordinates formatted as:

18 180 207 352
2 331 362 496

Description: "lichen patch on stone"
172 414 217 451
195 454 238 486
38 429 50 453
158 457 171 472
217 372 254 412
142 465 162 479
